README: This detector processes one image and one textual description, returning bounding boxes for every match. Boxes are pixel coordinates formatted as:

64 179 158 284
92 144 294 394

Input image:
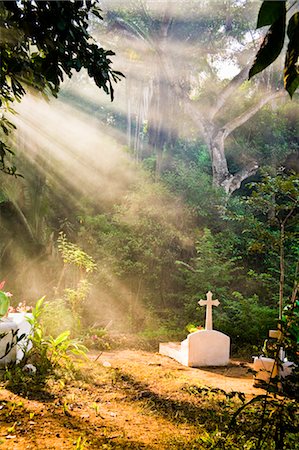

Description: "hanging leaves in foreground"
249 0 299 98
249 3 286 79
256 0 286 28
284 12 299 98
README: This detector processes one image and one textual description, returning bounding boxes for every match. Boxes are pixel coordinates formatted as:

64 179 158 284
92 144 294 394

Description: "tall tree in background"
105 2 179 177
102 0 295 194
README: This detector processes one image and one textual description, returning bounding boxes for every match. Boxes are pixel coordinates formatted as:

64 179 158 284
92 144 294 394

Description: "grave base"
159 342 188 366
253 356 295 385
159 330 230 367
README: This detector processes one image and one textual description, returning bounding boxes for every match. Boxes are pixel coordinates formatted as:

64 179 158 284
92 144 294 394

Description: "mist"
1 0 297 340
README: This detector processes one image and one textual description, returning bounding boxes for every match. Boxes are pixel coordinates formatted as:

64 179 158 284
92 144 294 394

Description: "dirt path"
0 350 265 449
92 350 263 396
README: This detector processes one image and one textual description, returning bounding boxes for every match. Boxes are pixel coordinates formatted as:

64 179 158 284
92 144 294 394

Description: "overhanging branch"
222 90 285 139
209 64 252 119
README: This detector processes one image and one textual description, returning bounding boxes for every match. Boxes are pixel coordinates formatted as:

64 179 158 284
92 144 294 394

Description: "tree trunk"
209 131 229 187
147 77 177 178
206 127 258 194
279 222 285 322
187 90 284 194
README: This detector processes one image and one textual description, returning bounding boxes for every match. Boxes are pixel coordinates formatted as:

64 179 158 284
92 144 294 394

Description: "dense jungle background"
1 0 298 355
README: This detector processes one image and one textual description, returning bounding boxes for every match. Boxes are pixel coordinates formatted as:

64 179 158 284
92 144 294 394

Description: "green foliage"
282 300 299 363
75 436 87 450
231 283 299 448
215 292 276 348
43 239 93 337
230 394 298 450
228 169 299 312
228 103 299 169
64 279 91 323
78 180 194 330
185 323 202 334
178 228 241 305
57 232 97 274
250 1 299 97
285 12 299 98
0 291 9 318
257 1 286 28
177 228 279 348
246 169 299 313
26 297 87 375
39 298 76 339
1 0 297 359
83 326 109 351
163 158 226 226
247 169 299 224
41 279 91 337
279 288 299 399
250 2 286 78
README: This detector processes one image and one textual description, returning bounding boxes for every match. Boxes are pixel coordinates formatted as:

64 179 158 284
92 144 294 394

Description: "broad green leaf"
287 11 299 40
284 13 299 98
32 296 45 318
0 291 9 318
257 1 286 28
35 328 42 340
249 13 286 79
54 330 70 346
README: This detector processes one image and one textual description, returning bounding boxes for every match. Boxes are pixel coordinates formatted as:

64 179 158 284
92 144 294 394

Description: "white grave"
0 313 33 367
159 291 230 367
253 329 295 385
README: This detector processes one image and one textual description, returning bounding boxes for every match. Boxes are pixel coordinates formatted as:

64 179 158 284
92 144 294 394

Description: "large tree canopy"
0 0 123 174
99 1 295 194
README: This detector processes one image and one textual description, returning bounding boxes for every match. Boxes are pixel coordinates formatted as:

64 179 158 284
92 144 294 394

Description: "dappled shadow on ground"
112 367 234 430
0 381 157 449
195 361 253 379
0 352 264 449
3 373 55 402
92 350 262 396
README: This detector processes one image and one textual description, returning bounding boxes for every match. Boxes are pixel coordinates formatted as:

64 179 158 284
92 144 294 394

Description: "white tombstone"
159 291 230 367
0 313 33 367
9 313 33 362
0 318 18 367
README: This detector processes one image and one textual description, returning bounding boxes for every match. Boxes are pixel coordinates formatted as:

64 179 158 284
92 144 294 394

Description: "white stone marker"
0 313 33 367
0 318 18 367
159 291 230 367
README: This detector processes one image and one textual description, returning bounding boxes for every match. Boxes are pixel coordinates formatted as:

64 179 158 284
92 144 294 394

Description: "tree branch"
209 64 252 119
222 160 259 194
222 90 285 139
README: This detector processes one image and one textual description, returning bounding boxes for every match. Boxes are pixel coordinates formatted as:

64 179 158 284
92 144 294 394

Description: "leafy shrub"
26 298 87 376
40 298 76 338
214 292 277 351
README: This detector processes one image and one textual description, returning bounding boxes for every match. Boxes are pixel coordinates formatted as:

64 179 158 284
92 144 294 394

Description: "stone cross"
198 291 220 331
